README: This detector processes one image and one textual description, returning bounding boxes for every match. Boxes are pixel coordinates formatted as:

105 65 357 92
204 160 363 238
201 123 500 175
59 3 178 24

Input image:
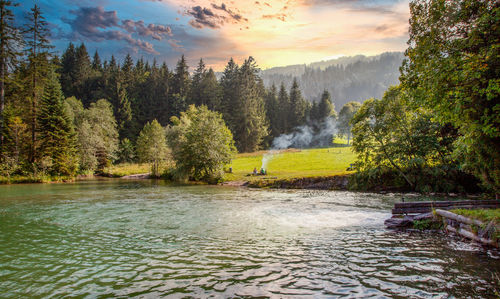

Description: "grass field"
103 146 356 182
224 147 356 182
102 163 151 177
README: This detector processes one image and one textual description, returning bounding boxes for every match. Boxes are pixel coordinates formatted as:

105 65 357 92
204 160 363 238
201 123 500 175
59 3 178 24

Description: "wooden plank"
394 200 499 209
446 225 497 247
435 209 484 226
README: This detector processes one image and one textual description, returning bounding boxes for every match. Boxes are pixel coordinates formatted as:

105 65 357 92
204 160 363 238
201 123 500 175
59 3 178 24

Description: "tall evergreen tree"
92 50 102 71
201 68 222 111
232 57 268 152
115 76 133 139
289 78 307 127
265 84 280 138
24 4 53 164
220 58 239 124
277 83 290 133
172 54 190 99
38 70 77 175
190 58 206 106
0 0 22 149
317 90 336 120
60 43 75 97
73 43 91 105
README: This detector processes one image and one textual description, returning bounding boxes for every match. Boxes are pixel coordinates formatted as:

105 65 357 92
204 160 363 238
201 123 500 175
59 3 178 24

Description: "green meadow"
225 147 356 182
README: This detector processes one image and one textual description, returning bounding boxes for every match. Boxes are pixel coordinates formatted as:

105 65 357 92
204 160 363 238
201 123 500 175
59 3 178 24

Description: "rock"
384 216 413 228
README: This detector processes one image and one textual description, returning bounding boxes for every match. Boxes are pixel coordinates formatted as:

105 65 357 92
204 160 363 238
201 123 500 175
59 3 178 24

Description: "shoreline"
0 173 485 198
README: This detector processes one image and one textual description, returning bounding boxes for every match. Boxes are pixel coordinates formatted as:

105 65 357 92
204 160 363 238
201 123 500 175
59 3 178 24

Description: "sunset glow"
17 0 410 69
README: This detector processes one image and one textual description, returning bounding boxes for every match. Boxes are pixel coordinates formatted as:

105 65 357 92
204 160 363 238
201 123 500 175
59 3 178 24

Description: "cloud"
211 3 248 22
122 20 172 40
185 3 248 29
262 13 287 22
186 6 220 29
63 6 173 54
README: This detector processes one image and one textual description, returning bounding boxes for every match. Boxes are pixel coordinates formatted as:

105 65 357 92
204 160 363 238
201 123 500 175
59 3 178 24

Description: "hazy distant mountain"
260 52 405 109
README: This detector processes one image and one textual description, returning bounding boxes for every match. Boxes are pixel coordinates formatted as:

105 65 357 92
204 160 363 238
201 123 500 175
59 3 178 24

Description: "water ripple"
0 181 499 298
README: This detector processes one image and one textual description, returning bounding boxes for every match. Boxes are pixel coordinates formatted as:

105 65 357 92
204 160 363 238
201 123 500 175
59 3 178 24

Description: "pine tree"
172 54 190 99
73 43 91 105
189 58 205 106
92 50 102 72
289 78 307 127
115 77 133 139
220 58 239 127
317 90 336 120
38 70 77 176
0 0 23 149
121 53 134 89
202 68 221 111
265 84 280 138
232 57 268 152
24 4 53 164
60 43 75 97
277 83 290 133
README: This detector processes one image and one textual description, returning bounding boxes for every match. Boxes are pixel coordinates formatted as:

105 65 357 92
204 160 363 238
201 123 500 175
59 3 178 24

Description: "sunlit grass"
0 175 74 184
225 147 356 182
452 209 500 223
102 163 151 177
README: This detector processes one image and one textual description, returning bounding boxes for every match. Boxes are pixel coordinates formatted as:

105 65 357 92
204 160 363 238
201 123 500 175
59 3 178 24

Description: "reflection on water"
0 180 498 297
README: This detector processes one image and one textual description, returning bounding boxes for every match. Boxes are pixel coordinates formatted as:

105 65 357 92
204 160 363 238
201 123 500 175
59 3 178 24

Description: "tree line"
1 2 359 181
261 52 403 108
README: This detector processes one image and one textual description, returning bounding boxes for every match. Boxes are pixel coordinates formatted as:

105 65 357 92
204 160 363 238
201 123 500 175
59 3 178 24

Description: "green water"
0 179 498 298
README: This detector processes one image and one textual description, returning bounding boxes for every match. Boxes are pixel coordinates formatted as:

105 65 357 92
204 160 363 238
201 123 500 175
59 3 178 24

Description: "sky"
14 0 410 71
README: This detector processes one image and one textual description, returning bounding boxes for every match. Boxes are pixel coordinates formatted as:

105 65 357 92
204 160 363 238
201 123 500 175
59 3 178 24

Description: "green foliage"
400 0 500 193
277 83 290 133
68 98 119 172
0 0 23 150
317 90 336 120
136 119 170 177
413 219 443 230
118 138 135 163
38 70 77 176
337 101 361 145
349 85 482 192
221 57 268 152
289 79 308 127
167 105 236 183
172 55 190 100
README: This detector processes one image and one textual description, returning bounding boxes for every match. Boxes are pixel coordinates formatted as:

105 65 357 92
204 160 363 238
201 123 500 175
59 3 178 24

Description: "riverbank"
385 200 500 248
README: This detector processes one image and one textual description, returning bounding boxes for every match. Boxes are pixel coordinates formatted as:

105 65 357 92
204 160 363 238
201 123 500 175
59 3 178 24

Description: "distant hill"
260 52 405 109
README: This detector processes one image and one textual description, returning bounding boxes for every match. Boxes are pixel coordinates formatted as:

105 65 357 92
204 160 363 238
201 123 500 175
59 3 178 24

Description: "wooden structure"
392 199 500 215
436 209 498 247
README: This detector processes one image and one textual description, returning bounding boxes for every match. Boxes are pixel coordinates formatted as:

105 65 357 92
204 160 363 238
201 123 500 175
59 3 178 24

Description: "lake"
0 179 498 298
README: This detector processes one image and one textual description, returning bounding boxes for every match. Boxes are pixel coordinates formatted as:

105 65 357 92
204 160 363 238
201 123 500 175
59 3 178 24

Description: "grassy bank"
0 175 75 184
101 163 151 177
224 147 356 182
452 209 500 223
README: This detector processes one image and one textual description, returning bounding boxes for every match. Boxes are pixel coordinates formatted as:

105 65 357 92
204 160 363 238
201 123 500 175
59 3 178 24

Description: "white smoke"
260 116 337 170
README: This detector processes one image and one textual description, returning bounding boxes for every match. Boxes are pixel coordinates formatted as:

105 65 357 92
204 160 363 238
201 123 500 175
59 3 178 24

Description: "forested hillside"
261 52 404 108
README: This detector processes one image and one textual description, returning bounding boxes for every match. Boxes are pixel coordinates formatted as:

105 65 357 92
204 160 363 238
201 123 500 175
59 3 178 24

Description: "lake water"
0 179 498 298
